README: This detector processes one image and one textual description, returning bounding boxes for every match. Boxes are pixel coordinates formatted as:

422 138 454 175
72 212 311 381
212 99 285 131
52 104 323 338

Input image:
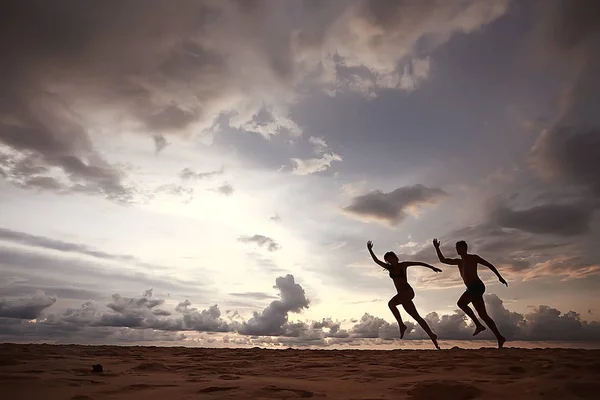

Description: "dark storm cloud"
238 234 281 252
536 0 600 126
0 292 56 320
489 201 596 236
0 1 226 200
0 0 511 197
531 128 600 200
524 1 600 210
342 185 447 226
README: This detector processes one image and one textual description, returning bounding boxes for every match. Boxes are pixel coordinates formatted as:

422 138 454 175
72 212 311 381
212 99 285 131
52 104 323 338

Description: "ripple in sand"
258 385 315 398
0 357 20 366
565 382 600 399
406 381 483 400
197 385 239 393
131 362 171 372
218 374 241 380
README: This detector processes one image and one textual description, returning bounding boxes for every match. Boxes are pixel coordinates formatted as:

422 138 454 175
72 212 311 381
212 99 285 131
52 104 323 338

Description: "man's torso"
458 254 481 286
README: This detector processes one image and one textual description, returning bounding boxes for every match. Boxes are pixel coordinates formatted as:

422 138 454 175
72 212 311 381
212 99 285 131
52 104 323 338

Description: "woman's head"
384 251 399 264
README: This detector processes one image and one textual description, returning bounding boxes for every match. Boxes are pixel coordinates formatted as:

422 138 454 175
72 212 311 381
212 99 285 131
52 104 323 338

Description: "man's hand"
433 238 441 248
367 241 374 250
499 277 508 287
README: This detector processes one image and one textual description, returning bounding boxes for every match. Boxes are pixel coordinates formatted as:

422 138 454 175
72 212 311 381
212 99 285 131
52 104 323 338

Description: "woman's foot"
473 324 486 336
497 335 506 349
399 324 408 339
430 333 440 350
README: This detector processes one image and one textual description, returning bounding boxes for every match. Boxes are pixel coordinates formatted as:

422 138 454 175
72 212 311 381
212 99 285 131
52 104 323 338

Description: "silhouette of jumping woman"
433 238 507 348
367 240 441 349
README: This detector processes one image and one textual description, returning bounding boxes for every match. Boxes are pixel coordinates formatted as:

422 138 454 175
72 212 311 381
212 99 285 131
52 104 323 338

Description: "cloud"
0 227 140 263
347 294 600 342
289 135 342 175
0 292 56 320
342 184 447 226
0 0 510 198
308 136 328 154
216 183 234 196
0 237 204 296
0 144 136 203
238 234 281 252
523 256 600 281
179 166 224 180
530 128 600 199
349 313 414 340
489 201 596 236
238 274 310 336
1 283 599 344
229 292 278 301
153 134 169 154
291 152 342 175
391 223 583 285
535 0 600 127
320 0 510 97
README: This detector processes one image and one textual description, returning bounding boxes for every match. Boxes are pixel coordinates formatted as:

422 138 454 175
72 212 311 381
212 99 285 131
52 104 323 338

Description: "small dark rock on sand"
92 364 103 373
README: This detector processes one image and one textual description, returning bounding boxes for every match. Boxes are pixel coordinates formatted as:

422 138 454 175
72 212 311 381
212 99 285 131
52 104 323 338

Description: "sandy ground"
1 344 599 399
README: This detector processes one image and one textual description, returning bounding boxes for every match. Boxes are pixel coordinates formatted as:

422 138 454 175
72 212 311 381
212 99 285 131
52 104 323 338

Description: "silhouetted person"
367 240 441 349
433 238 507 348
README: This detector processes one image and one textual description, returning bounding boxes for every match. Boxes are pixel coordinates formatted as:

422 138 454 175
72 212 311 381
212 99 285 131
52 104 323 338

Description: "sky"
1 0 599 348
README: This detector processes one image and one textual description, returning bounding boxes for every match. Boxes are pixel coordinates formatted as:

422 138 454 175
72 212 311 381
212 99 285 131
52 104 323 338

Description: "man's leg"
472 297 506 348
388 295 408 339
457 291 486 335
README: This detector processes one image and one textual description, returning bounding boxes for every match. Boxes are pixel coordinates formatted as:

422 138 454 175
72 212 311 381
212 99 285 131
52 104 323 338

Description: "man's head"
455 240 468 256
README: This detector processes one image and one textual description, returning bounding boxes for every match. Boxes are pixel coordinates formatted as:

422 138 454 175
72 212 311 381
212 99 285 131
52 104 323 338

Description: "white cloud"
291 152 343 176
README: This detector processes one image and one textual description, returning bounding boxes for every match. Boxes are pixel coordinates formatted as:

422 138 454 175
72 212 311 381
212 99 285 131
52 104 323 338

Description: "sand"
1 344 599 399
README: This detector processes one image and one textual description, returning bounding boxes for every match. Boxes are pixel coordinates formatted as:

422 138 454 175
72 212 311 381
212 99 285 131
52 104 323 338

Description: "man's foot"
430 334 440 350
497 335 506 349
473 325 486 336
399 324 408 339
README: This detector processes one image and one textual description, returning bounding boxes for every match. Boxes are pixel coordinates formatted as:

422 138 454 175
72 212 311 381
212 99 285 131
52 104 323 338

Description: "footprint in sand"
406 381 483 400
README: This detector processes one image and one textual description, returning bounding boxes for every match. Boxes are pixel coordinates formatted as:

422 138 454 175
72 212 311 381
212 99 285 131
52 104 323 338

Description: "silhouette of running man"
367 240 441 349
433 238 507 348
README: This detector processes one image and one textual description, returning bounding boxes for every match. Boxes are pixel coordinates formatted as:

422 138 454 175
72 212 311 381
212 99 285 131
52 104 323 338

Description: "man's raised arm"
433 238 459 265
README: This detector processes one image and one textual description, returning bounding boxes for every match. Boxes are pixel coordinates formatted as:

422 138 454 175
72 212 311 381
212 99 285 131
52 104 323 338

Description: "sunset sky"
1 0 599 347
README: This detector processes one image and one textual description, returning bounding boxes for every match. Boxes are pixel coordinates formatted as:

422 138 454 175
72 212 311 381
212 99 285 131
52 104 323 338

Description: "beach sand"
1 343 598 399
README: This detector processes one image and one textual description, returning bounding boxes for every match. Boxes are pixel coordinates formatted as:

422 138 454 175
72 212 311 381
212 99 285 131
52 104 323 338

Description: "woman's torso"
389 264 412 292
